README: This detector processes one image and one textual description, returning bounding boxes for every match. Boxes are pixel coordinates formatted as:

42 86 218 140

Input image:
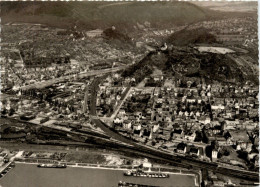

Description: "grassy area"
65 152 106 164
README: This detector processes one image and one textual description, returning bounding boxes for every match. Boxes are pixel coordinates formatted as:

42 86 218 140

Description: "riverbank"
15 161 197 177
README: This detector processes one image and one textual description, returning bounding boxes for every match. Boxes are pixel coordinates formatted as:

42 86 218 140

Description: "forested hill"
1 1 233 30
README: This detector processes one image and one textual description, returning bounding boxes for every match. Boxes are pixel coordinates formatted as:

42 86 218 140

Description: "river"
0 163 196 187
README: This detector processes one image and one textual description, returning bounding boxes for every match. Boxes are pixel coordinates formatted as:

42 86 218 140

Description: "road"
110 86 132 119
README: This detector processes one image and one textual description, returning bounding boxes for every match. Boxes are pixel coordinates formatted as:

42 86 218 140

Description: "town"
0 1 259 187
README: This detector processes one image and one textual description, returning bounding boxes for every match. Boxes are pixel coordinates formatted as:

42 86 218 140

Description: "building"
176 142 187 154
86 29 103 38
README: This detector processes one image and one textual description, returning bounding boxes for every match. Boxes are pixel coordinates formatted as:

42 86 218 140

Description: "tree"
205 145 212 158
8 108 15 116
223 149 230 156
1 108 7 115
194 131 203 142
202 129 209 144
237 150 249 162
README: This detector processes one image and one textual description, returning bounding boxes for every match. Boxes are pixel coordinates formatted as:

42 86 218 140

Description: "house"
254 155 259 168
118 109 126 116
245 122 257 131
254 136 259 147
210 121 220 128
165 116 172 123
186 98 196 103
237 141 253 152
210 125 222 135
178 111 184 116
116 95 121 100
211 104 225 110
224 120 239 130
176 142 187 154
195 111 201 117
189 146 200 156
198 116 211 124
134 111 142 118
212 180 225 187
172 129 184 139
133 123 142 135
184 132 196 141
247 152 258 161
114 118 123 124
212 149 218 162
152 124 160 133
123 120 132 129
226 137 234 146
99 85 106 91
230 130 249 142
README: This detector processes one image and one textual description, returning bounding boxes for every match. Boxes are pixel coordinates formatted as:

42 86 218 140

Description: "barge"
118 181 160 187
124 169 169 178
37 163 67 168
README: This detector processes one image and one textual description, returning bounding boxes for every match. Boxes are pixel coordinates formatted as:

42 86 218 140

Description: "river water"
0 163 195 187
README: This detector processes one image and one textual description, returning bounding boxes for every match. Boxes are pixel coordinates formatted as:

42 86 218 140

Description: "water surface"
0 163 195 187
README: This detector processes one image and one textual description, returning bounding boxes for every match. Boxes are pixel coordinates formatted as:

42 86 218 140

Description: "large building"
86 29 103 38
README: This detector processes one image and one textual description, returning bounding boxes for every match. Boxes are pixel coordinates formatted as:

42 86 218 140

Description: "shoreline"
14 161 197 177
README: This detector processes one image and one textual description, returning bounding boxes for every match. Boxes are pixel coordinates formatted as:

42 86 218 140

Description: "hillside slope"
167 27 217 46
1 1 219 30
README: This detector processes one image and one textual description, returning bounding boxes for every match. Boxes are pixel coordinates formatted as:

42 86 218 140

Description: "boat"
118 181 161 187
37 163 67 168
123 169 169 178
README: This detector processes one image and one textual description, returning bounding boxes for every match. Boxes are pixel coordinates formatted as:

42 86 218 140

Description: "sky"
192 1 257 12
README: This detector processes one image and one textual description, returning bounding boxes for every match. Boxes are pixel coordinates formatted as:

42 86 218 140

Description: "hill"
102 27 133 49
103 27 131 42
165 48 242 82
122 46 257 86
1 1 223 30
167 27 217 46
